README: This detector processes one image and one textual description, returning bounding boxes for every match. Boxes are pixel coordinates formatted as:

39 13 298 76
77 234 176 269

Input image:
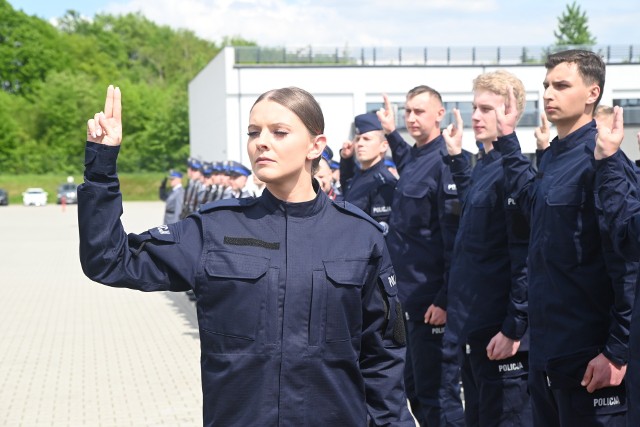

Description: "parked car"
0 188 8 206
56 183 78 204
22 188 48 206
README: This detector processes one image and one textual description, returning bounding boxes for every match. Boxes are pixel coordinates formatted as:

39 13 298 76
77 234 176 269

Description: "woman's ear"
307 134 327 161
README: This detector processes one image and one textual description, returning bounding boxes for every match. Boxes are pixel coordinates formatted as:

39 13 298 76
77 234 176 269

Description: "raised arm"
78 85 198 292
377 94 412 173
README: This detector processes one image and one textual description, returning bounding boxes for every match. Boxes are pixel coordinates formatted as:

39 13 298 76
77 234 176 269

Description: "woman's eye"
274 130 288 137
247 131 260 138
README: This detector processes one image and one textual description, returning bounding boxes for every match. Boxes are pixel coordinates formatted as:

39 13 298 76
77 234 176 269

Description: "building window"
613 99 640 125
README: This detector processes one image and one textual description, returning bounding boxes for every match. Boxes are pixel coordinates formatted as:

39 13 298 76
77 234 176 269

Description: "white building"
189 45 640 166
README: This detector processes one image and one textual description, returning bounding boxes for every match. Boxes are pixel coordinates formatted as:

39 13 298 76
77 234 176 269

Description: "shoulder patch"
148 224 179 242
199 196 259 213
332 201 384 232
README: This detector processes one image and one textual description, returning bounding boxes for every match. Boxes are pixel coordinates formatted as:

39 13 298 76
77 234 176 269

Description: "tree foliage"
554 1 596 46
0 1 255 174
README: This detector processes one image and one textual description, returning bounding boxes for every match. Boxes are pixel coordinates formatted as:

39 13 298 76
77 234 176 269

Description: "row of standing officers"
316 49 637 427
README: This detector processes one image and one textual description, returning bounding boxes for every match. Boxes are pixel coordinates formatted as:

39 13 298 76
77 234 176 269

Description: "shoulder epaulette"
199 197 259 213
331 200 384 232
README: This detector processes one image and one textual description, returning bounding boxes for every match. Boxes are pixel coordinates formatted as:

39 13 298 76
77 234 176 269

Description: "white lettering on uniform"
157 225 170 235
498 362 524 373
372 206 392 214
431 327 445 334
447 184 457 191
387 275 397 287
507 197 516 206
593 396 621 407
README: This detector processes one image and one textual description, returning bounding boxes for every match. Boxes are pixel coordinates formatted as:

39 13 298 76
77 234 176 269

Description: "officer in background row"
163 170 185 225
181 157 203 219
222 161 253 199
339 113 397 235
316 147 342 201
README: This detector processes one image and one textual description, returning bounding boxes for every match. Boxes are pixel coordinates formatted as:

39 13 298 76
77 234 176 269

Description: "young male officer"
594 106 640 426
494 49 636 426
443 70 532 426
223 161 252 199
340 113 397 234
377 87 464 426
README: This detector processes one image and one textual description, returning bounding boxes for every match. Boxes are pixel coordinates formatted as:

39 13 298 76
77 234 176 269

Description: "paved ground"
0 201 203 426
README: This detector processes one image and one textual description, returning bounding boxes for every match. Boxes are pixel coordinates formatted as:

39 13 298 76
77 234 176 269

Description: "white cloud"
99 0 638 47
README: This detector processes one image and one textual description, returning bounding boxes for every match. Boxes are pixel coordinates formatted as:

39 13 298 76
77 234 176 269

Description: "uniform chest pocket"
322 259 369 342
201 251 271 341
398 182 432 229
544 185 587 261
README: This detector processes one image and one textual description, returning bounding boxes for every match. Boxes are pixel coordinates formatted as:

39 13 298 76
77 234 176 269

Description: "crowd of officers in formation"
140 48 640 426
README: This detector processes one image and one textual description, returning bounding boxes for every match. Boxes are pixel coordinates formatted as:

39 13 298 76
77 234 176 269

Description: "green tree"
554 1 596 46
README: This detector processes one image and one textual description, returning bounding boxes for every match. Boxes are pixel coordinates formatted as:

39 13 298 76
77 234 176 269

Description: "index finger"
612 105 623 134
454 108 463 130
507 86 517 112
112 86 122 122
382 93 392 112
540 113 549 131
104 85 114 118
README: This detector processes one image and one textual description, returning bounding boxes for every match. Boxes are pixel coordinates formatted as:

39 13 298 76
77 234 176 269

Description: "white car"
22 188 48 206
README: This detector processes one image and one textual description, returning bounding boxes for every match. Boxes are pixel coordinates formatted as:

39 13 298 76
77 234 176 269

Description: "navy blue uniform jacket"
445 148 529 346
494 122 637 369
340 157 397 227
77 142 414 427
595 149 640 422
385 131 460 320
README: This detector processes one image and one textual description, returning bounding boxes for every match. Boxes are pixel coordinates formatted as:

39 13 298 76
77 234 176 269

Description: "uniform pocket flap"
546 185 585 207
205 251 270 280
402 183 430 199
323 259 368 286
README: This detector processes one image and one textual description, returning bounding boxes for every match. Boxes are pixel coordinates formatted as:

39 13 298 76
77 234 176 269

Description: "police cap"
354 113 383 135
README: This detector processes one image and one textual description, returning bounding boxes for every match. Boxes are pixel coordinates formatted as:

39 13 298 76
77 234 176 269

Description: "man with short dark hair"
495 49 636 426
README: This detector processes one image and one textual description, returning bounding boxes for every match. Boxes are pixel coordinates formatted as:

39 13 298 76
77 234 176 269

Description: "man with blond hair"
443 70 532 426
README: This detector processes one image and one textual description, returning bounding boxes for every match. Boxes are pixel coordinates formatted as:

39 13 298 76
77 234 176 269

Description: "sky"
7 0 640 48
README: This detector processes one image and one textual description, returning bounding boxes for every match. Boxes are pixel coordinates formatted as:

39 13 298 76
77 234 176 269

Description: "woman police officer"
78 85 413 426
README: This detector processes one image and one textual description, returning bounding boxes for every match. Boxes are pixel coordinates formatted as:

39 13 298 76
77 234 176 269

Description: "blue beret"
354 113 382 134
227 160 252 177
188 157 202 170
329 160 340 170
201 162 215 177
321 146 333 164
212 161 225 173
168 170 183 179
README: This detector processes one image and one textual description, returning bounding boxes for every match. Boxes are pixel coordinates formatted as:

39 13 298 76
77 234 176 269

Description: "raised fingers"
104 85 114 118
112 86 122 122
382 93 391 112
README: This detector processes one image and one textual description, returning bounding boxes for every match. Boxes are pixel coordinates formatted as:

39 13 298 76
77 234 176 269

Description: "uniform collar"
260 179 327 218
481 147 501 165
412 135 445 157
359 159 385 176
550 120 597 156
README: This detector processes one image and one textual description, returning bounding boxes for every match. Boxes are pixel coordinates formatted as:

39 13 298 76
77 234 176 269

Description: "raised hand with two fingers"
495 86 519 138
376 93 397 134
594 106 624 160
534 113 551 151
442 108 463 156
87 85 122 146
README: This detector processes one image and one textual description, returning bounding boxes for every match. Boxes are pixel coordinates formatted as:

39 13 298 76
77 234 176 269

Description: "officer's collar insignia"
224 236 280 250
